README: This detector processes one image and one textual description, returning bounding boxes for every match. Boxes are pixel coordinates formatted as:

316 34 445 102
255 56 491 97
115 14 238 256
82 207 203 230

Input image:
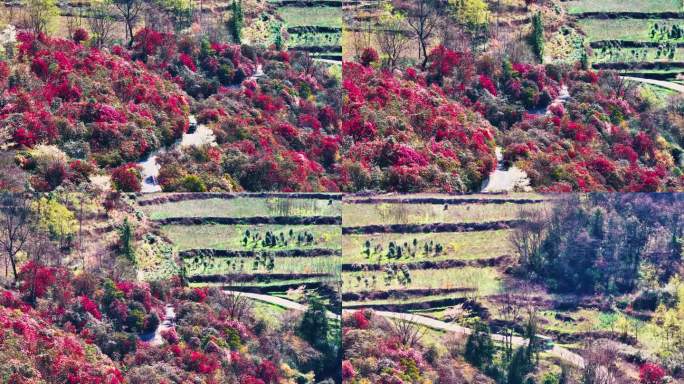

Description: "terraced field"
138 193 343 310
565 0 683 13
273 0 343 61
340 194 551 318
565 0 684 80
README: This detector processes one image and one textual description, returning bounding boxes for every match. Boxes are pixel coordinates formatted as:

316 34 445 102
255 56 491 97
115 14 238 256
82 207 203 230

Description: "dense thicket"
517 194 683 295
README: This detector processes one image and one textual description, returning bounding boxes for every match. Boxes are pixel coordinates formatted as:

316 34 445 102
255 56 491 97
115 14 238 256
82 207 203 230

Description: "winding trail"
622 76 684 93
221 290 584 367
138 115 217 193
143 304 176 346
137 64 264 193
222 290 341 320
481 84 570 193
343 309 585 368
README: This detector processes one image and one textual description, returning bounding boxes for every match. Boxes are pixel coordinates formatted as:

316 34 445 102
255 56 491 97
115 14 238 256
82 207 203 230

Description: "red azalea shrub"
479 74 497 96
111 163 142 192
79 295 102 320
342 360 355 380
18 261 57 300
342 61 496 192
640 363 666 384
360 47 379 67
3 32 189 190
72 28 89 43
352 310 369 329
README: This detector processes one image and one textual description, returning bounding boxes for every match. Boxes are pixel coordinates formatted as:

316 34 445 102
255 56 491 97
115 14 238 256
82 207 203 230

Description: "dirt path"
219 290 584 367
622 76 684 93
482 85 573 193
480 147 532 193
144 304 176 346
138 115 217 193
341 309 586 368
223 290 341 320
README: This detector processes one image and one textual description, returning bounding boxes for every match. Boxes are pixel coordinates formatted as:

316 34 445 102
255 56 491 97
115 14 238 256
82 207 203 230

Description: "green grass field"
593 47 684 63
577 19 681 41
277 6 342 28
185 255 340 276
342 229 514 265
141 197 340 219
343 267 502 295
578 19 684 42
343 202 546 227
565 0 683 13
161 223 341 251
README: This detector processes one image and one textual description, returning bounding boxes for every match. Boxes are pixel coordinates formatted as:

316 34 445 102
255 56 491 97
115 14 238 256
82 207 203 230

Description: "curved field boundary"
293 45 343 53
572 11 684 19
590 40 684 48
181 248 341 258
188 272 333 283
621 71 681 80
154 216 342 225
341 254 512 272
343 296 472 311
224 290 341 320
342 287 475 302
342 220 524 235
344 197 545 205
593 61 684 70
287 26 342 34
623 76 684 93
137 192 342 205
340 309 585 368
274 0 342 6
218 281 327 292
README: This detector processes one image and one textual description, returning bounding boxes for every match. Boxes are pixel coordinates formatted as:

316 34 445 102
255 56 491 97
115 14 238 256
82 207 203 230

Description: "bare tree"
113 0 144 46
391 315 426 348
88 2 117 49
582 343 620 384
496 290 524 360
396 0 440 68
376 18 410 69
220 291 254 322
509 205 547 272
22 0 58 35
0 193 32 282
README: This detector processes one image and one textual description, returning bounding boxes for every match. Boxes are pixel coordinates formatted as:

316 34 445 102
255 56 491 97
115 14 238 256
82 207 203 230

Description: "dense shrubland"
1 31 190 192
343 308 495 383
511 194 684 378
0 192 341 383
0 25 343 193
344 44 684 192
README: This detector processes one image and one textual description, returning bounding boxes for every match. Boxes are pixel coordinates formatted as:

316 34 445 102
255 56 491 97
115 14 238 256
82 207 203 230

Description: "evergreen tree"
118 218 135 262
530 12 544 61
464 321 495 369
228 0 244 44
299 296 329 348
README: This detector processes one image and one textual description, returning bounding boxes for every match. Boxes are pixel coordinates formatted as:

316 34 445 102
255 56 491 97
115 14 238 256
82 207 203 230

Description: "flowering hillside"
0 262 336 383
341 59 497 192
342 309 495 383
151 45 343 192
500 71 681 192
344 46 684 192
1 32 189 191
0 298 123 383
